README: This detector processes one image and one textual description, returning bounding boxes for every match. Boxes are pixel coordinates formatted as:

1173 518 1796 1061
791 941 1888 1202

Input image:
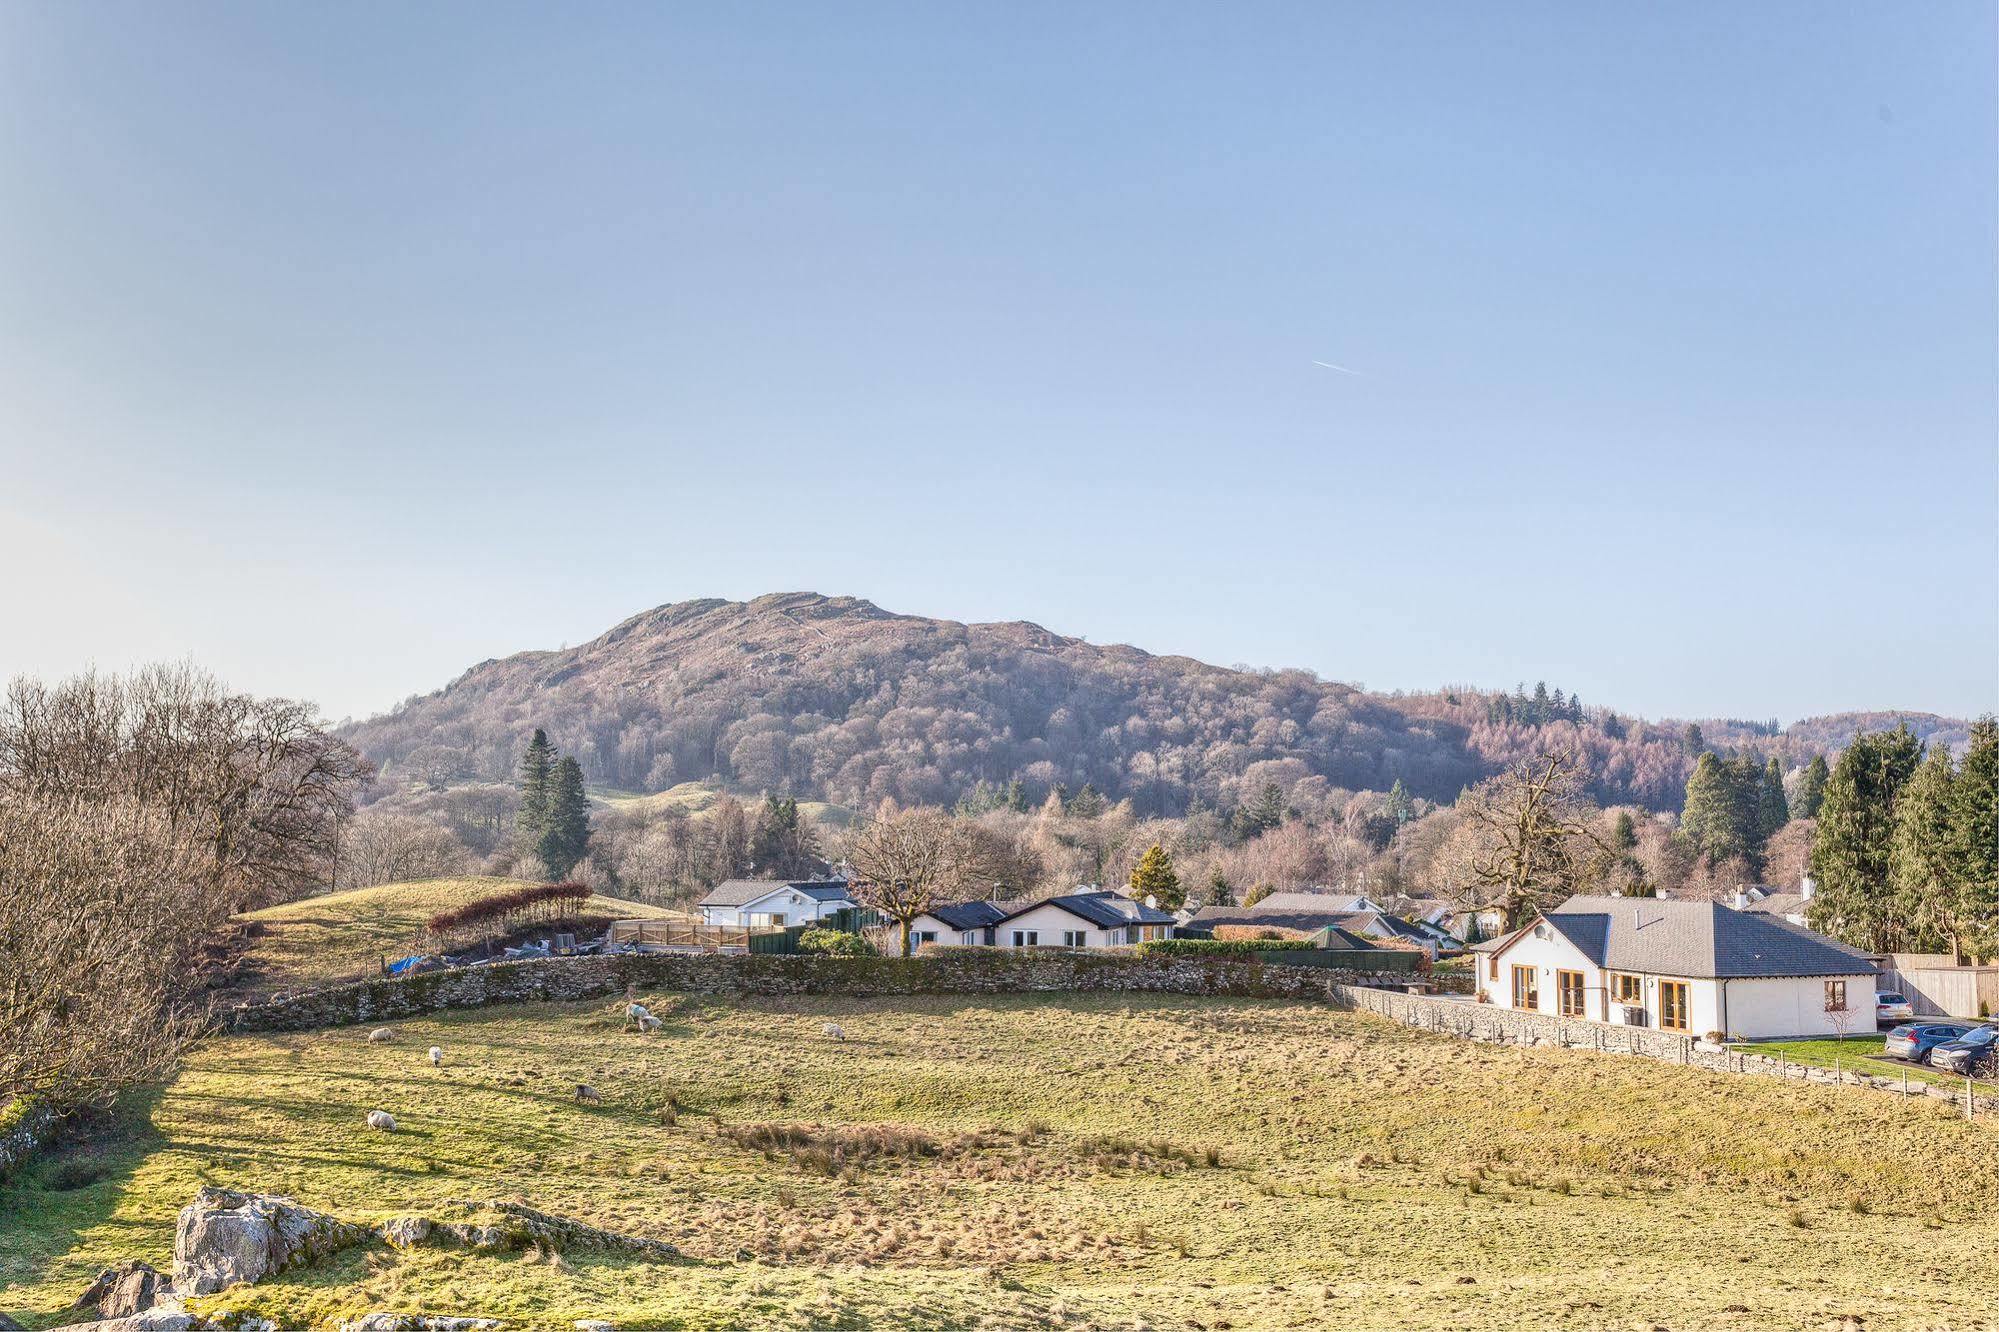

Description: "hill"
340 592 1972 816
233 877 682 994
3 993 1994 1328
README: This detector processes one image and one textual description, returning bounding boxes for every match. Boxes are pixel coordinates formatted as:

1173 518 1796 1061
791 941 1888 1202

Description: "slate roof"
1034 891 1178 929
1537 895 1875 979
1741 892 1809 918
923 899 1011 931
1188 905 1348 933
1253 892 1373 913
1305 924 1381 951
699 878 856 908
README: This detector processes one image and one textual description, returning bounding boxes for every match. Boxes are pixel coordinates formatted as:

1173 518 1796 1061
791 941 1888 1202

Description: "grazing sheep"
623 1002 651 1032
366 1109 398 1132
367 1028 395 1043
574 1084 602 1106
636 1014 663 1033
822 1022 846 1042
428 1046 443 1068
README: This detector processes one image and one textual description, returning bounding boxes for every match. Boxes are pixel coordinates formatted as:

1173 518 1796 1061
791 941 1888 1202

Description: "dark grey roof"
924 899 1010 931
699 878 855 907
1254 892 1371 912
1742 892 1808 918
1305 924 1380 950
993 890 1176 930
1541 896 1875 979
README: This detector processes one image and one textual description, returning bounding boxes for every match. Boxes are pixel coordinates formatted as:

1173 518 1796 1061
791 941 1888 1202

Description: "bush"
1136 938 1317 958
425 881 592 937
798 928 875 957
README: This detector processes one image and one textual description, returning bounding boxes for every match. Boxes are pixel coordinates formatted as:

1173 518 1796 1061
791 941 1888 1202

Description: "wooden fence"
606 919 791 952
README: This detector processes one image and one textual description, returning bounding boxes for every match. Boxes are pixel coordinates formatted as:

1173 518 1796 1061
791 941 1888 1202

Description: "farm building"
1473 895 1878 1040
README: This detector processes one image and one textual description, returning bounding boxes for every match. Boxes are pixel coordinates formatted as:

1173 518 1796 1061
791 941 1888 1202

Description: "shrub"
425 881 592 938
1136 938 1317 958
798 928 875 957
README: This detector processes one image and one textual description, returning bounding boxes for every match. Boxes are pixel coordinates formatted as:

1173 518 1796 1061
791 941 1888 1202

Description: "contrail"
1312 360 1363 376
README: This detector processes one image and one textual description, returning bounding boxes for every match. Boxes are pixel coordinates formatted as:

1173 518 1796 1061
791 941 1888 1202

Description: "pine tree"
1611 810 1639 853
1067 783 1107 819
537 756 592 879
751 794 820 878
1129 843 1181 909
1236 782 1286 839
1003 778 1028 812
1807 727 1923 951
516 728 556 855
1681 753 1757 867
1945 719 1999 963
1888 745 1957 955
1795 754 1830 819
1384 779 1414 827
1206 867 1235 908
1682 723 1706 756
1758 757 1790 841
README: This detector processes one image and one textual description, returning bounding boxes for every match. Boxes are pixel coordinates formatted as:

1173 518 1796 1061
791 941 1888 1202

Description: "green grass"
237 878 684 993
4 994 1997 1330
1734 1034 1972 1090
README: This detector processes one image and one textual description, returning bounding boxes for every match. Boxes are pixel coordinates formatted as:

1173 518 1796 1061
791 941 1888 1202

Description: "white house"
1473 895 1877 1040
697 878 859 928
909 889 1176 950
1732 878 1816 928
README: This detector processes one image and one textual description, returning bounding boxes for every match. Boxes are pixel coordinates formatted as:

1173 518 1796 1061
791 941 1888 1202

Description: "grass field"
4 993 1998 1330
1737 1034 1980 1091
588 781 854 831
236 878 684 993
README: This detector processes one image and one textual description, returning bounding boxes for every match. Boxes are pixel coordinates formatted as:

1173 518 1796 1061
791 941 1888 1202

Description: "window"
1062 930 1087 948
915 931 937 945
747 911 785 928
1609 973 1643 1006
1823 980 1848 1013
1557 970 1585 1017
1659 981 1690 1032
1511 964 1538 1011
1012 930 1039 947
1488 953 1500 981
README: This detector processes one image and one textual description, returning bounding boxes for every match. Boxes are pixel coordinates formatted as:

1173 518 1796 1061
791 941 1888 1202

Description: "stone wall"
226 950 1425 1034
1327 984 1999 1114
0 1098 58 1184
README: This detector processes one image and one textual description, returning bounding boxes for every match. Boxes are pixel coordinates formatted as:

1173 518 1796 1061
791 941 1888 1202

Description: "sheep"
367 1028 395 1043
624 1002 652 1032
574 1084 602 1106
428 1046 444 1068
366 1109 398 1132
635 1014 663 1034
822 1022 846 1042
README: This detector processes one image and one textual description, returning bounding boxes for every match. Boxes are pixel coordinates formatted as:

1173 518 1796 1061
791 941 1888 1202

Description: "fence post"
1969 1076 1976 1123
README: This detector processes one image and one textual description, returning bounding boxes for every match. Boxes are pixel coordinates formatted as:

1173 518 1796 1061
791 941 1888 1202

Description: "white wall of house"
906 914 985 948
700 889 850 929
994 903 1128 948
1721 975 1879 1039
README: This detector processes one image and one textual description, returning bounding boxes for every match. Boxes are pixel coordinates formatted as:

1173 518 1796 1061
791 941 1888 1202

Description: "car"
1927 1025 1999 1076
1883 1021 1979 1062
1874 991 1915 1026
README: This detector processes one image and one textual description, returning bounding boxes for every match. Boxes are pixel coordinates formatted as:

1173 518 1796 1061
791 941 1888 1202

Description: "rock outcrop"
67 1261 167 1320
173 1187 370 1295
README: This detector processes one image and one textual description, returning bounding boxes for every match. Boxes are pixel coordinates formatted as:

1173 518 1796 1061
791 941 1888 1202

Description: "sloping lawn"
4 995 1998 1330
237 878 684 992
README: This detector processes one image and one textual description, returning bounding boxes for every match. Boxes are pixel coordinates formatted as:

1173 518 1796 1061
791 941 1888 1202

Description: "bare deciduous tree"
1449 747 1611 928
843 807 1012 956
337 809 470 888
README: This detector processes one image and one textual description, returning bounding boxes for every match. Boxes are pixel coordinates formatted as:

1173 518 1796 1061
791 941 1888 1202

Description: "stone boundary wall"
225 950 1427 1034
1327 984 1999 1114
0 1099 59 1184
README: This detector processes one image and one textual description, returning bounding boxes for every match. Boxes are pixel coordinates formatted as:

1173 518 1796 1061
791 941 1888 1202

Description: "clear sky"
2 3 1993 726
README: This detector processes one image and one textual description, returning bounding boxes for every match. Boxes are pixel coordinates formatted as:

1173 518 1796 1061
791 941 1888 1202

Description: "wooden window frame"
1824 980 1848 1013
1557 969 1586 1018
1659 980 1691 1032
1608 972 1644 1007
1511 964 1539 1011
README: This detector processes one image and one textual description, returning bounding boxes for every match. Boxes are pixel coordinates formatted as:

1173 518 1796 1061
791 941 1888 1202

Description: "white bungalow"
908 890 1176 950
697 878 859 928
1473 895 1878 1040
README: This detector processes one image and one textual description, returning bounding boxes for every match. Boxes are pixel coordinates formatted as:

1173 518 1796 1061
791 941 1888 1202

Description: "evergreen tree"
516 728 556 855
1384 779 1414 827
1611 810 1639 853
1206 867 1235 908
537 756 592 879
1003 778 1028 812
1066 783 1107 819
1758 756 1790 841
1795 754 1830 819
1680 753 1760 867
1945 719 1999 963
1807 727 1923 951
1236 782 1286 839
1888 745 1957 955
1129 843 1182 909
1682 723 1706 756
750 794 821 878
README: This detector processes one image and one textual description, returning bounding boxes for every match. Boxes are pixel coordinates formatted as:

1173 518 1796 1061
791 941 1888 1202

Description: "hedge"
1137 938 1318 958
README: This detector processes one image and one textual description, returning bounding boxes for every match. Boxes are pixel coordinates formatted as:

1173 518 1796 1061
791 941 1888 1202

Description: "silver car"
1875 991 1915 1026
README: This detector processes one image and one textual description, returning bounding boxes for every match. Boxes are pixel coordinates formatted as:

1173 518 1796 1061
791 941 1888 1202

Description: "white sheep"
822 1022 846 1042
624 1002 651 1032
574 1084 602 1105
367 1028 395 1043
635 1014 663 1033
428 1046 444 1068
366 1109 398 1132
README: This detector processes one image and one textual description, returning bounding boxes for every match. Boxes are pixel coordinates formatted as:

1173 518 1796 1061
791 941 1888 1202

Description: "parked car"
1927 1025 1999 1076
1874 991 1915 1026
1883 1021 1978 1062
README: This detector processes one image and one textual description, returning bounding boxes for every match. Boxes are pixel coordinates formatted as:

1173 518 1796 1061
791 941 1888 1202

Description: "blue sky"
1 3 1992 725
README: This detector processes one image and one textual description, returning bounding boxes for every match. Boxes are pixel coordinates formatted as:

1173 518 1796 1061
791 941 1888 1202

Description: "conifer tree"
1682 723 1706 756
1945 719 1999 963
516 728 556 855
1611 810 1639 853
1206 867 1235 907
1241 782 1286 837
1888 745 1957 955
538 756 592 879
1129 843 1181 909
1384 779 1414 827
1795 754 1830 819
1066 783 1107 819
1681 753 1758 867
1808 727 1923 951
1758 756 1790 841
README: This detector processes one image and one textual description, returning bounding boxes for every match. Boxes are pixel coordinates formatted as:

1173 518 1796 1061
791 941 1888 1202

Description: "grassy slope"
237 878 684 992
4 995 1998 1331
589 782 854 831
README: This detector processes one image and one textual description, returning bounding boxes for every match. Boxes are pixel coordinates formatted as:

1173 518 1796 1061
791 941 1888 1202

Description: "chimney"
1733 889 1748 911
1800 875 1816 902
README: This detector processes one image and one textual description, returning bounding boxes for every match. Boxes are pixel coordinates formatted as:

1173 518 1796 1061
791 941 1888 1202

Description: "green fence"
1256 947 1422 973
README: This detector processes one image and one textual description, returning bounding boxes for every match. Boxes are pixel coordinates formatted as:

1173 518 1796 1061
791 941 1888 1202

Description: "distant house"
909 889 1176 949
1386 895 1505 945
697 879 859 928
1473 894 1877 1040
1732 879 1816 928
1186 893 1455 957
